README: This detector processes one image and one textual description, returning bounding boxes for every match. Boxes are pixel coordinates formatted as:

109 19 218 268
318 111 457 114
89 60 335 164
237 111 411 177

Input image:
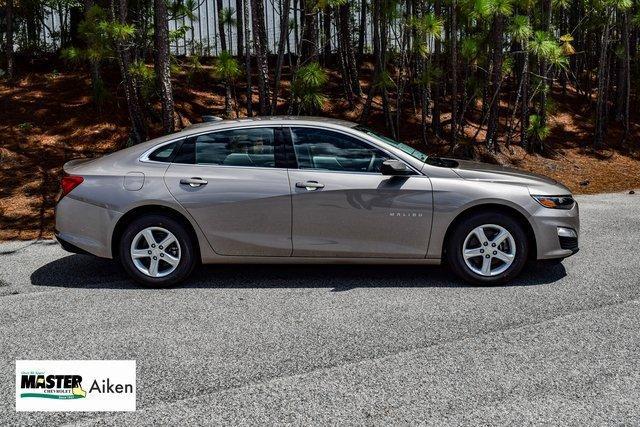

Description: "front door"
287 127 433 258
165 126 292 256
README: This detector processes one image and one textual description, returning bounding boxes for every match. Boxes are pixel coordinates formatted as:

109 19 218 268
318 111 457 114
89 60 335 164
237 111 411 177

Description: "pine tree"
251 0 271 114
4 0 15 81
154 0 174 133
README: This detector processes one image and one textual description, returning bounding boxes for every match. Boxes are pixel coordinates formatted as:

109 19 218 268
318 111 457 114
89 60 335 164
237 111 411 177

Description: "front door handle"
180 177 208 187
296 181 325 191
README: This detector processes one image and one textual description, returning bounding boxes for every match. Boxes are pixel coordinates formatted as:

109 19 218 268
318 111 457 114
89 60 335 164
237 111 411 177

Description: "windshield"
354 125 429 162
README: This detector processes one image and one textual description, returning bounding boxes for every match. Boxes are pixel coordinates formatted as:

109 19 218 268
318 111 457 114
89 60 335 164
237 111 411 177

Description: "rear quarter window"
147 141 178 162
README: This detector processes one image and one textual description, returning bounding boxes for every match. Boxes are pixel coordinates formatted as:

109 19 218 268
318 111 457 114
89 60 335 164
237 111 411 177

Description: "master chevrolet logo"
20 374 87 399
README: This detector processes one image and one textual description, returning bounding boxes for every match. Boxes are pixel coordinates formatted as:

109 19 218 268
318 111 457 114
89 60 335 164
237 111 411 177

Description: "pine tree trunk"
361 0 379 122
450 0 458 145
357 0 367 65
82 0 103 111
345 4 360 96
621 10 631 147
272 0 291 114
300 0 318 62
431 0 442 136
111 0 146 144
236 0 244 57
251 0 270 114
189 23 196 55
537 0 552 151
594 10 611 149
322 8 331 61
559 8 567 95
69 5 83 47
293 0 299 54
25 4 39 50
379 1 394 137
154 0 174 133
337 3 360 98
243 0 253 116
521 41 530 151
395 2 411 140
335 8 354 107
5 0 15 81
485 14 504 150
456 61 470 149
416 1 427 145
225 83 232 117
216 0 227 51
506 42 525 149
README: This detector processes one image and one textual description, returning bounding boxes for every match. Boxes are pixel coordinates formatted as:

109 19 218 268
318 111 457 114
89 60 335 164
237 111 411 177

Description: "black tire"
119 214 197 287
446 212 529 285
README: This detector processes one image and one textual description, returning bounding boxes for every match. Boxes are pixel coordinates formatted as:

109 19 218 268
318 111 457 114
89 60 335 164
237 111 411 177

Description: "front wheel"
119 214 197 287
446 212 529 285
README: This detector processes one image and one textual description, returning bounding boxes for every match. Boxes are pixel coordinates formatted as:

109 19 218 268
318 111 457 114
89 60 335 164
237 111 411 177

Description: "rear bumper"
55 196 122 259
55 231 92 255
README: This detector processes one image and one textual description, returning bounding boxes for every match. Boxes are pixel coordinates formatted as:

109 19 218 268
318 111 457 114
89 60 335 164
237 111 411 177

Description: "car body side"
55 119 579 264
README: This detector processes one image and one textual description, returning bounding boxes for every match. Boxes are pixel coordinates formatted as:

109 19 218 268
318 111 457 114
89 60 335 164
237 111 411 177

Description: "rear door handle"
296 181 325 191
180 177 208 187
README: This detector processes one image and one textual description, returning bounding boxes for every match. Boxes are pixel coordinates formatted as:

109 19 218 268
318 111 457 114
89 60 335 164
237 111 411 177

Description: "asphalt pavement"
1 192 639 425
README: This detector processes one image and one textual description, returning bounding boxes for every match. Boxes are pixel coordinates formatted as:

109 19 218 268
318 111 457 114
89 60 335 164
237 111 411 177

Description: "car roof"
182 116 358 133
119 116 360 160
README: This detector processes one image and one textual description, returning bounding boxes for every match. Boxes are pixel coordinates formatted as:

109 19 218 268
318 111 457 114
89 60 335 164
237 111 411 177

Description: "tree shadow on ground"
30 253 567 291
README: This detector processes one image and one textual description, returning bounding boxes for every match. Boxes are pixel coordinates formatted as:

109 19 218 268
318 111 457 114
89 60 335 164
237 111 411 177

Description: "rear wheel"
119 214 196 287
446 212 529 285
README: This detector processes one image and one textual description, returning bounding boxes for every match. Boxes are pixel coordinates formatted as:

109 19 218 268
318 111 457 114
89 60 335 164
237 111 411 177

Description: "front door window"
290 127 392 173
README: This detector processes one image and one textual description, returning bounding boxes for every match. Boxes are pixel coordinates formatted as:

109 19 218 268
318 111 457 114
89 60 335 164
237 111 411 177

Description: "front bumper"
557 227 579 254
531 201 580 260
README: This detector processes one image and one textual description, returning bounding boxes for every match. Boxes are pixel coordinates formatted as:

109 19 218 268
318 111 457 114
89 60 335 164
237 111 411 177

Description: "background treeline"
1 0 639 155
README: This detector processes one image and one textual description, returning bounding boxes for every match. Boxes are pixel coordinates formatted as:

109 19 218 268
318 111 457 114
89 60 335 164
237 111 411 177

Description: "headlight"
531 195 575 209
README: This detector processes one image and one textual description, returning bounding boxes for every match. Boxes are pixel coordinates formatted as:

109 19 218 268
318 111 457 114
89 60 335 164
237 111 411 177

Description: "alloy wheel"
462 224 516 277
130 227 181 278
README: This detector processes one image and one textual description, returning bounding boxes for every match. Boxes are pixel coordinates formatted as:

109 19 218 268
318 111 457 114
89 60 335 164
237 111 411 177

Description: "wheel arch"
111 204 201 260
441 203 537 261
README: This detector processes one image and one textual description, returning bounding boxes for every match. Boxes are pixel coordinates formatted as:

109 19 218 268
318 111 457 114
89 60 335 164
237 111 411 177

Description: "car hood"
449 159 571 195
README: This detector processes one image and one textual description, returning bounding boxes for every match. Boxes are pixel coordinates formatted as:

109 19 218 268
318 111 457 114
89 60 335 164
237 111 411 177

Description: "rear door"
286 126 433 258
164 126 292 256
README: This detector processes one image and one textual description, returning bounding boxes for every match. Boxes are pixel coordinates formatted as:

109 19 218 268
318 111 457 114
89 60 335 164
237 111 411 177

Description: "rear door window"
195 128 276 167
173 127 279 167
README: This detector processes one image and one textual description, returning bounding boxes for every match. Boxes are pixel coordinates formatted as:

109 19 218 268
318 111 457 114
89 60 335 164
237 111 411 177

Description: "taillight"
58 175 84 200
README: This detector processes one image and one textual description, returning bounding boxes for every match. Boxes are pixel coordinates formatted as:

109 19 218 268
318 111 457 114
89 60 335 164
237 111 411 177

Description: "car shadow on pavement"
30 254 567 291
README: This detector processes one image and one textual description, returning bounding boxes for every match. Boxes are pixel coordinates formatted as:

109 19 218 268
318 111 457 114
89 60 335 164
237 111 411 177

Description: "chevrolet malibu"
55 117 579 287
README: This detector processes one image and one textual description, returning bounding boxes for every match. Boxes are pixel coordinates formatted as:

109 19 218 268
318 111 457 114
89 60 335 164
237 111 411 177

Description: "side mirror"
380 160 413 176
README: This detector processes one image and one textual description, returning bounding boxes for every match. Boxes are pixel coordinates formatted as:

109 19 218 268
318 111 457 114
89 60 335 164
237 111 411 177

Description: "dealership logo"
16 360 136 411
20 373 87 399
